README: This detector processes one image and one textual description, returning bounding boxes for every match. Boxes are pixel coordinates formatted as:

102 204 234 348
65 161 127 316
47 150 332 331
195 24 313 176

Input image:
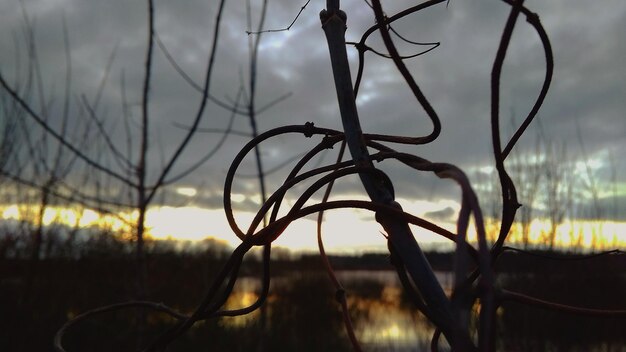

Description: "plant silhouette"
0 0 624 351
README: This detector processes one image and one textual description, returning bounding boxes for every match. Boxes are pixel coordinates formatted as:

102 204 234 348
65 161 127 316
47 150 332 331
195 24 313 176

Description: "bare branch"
246 0 312 35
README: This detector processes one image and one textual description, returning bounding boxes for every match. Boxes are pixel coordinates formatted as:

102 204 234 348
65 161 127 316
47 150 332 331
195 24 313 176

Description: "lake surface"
220 269 625 351
222 270 452 351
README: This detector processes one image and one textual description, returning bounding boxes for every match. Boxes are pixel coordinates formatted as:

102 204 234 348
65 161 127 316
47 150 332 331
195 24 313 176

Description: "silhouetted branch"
0 73 137 186
162 87 244 185
500 1 553 159
502 246 623 260
246 0 312 35
144 0 228 203
54 301 188 352
314 141 362 351
45 1 625 351
498 289 626 317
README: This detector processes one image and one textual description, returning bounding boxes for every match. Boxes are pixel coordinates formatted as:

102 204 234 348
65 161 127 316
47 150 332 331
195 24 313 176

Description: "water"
223 270 452 350
221 269 625 351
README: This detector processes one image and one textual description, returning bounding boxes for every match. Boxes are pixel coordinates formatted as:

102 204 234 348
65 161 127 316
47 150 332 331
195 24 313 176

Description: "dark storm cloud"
1 0 624 220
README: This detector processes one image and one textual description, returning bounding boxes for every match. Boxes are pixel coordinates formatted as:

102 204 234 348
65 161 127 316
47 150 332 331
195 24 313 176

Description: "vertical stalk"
247 0 269 226
136 0 155 302
247 2 269 350
320 1 473 349
134 0 155 347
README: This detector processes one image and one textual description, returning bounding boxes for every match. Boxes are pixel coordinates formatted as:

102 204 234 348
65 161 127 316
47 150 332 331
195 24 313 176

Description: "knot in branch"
319 9 347 27
354 41 367 53
320 135 337 149
303 121 315 137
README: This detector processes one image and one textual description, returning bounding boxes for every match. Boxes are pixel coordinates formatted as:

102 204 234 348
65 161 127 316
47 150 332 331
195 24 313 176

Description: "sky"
0 0 625 251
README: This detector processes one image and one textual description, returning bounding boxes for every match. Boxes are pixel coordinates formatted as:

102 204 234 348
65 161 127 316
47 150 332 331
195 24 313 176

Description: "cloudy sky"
1 0 625 249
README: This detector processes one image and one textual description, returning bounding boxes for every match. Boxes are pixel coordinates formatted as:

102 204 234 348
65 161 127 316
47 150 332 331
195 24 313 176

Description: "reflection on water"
223 270 452 350
350 286 438 350
337 270 447 350
5 250 621 351
222 277 262 327
221 269 625 351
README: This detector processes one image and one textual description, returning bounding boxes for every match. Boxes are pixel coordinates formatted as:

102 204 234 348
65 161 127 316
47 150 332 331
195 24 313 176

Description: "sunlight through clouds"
176 187 197 197
144 206 240 245
0 0 624 255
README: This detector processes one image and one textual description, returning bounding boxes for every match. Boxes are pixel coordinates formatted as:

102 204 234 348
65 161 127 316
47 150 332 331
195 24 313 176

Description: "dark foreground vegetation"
1 232 624 351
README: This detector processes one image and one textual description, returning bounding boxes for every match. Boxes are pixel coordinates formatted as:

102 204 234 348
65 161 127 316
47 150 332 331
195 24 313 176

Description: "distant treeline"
2 223 622 273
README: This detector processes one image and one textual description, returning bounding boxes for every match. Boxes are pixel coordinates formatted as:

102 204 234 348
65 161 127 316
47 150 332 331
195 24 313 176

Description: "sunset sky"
0 0 624 252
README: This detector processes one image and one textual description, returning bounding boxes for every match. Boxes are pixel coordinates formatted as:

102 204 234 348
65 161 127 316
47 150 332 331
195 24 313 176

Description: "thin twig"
246 0 312 35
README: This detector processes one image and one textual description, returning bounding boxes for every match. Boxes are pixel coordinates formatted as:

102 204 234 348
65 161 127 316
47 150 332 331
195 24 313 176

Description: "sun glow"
2 204 111 228
1 198 624 252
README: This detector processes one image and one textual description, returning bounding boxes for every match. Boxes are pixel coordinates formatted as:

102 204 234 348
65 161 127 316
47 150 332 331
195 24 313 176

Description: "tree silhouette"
0 0 624 351
0 0 236 335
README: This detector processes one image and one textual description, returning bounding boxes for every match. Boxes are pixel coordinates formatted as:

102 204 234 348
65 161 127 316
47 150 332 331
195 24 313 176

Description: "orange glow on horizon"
1 201 624 252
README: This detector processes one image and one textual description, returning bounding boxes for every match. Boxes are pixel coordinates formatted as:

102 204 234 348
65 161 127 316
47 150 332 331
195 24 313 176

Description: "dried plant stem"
321 1 473 349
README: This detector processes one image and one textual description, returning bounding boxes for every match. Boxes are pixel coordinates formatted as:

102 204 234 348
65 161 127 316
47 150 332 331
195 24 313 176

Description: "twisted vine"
53 1 625 351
